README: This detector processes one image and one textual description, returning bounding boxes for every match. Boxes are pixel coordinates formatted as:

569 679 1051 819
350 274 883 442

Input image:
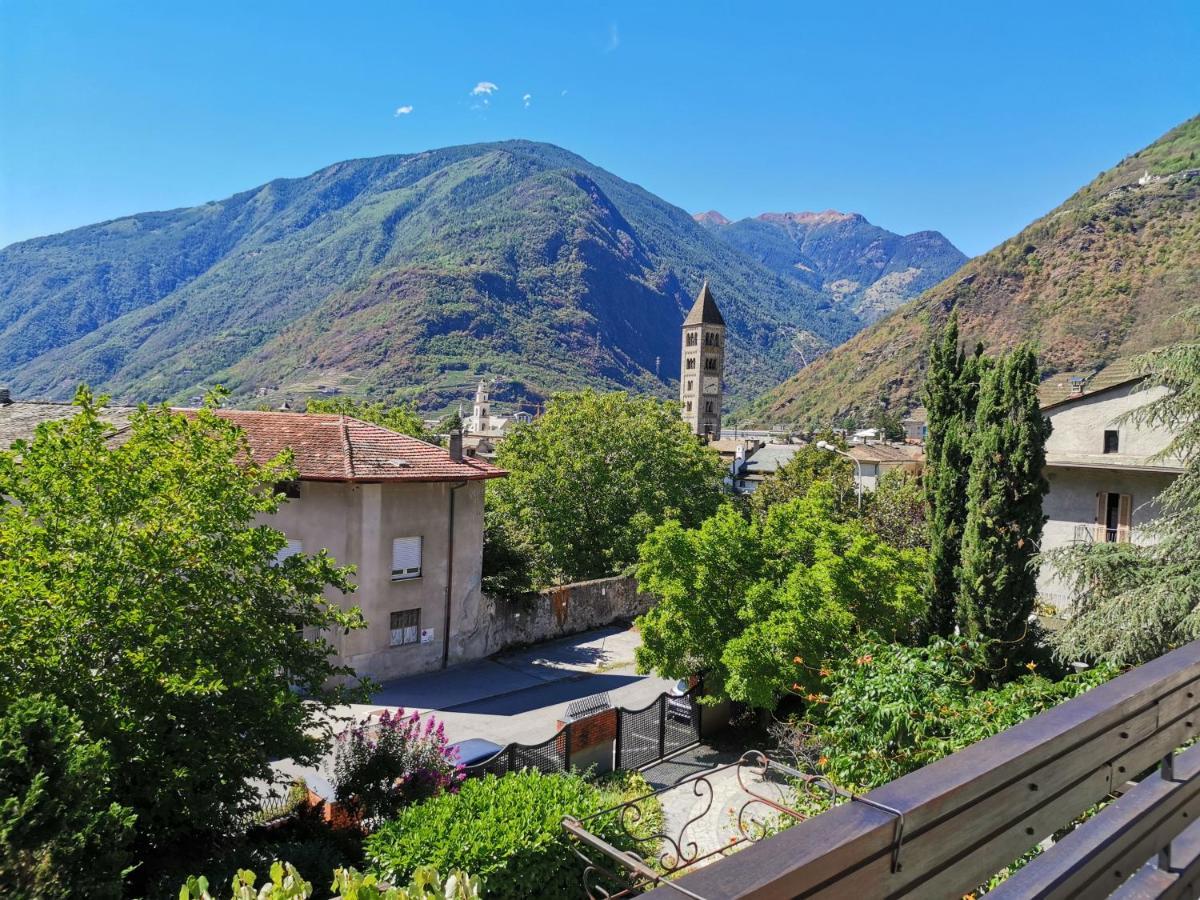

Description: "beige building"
846 442 925 491
0 396 506 683
211 410 506 682
680 281 726 440
1037 371 1184 611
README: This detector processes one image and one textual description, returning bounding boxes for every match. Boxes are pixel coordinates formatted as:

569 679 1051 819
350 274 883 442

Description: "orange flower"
794 655 804 664
855 654 874 666
819 667 833 677
791 682 803 692
806 692 821 702
1026 661 1038 671
817 755 829 767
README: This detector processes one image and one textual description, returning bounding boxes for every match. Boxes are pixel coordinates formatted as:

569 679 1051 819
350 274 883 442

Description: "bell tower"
679 280 725 440
472 378 490 432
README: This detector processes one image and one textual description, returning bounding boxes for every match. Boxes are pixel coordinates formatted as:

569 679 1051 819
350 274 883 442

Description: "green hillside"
0 141 860 410
751 115 1200 425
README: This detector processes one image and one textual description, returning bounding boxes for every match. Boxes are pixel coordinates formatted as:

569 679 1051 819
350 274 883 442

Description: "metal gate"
614 686 701 770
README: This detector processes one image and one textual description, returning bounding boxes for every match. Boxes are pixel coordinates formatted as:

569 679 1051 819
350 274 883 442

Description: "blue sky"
1 1 1197 255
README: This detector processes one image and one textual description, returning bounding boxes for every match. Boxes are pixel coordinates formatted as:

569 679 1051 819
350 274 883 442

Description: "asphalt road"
271 624 675 798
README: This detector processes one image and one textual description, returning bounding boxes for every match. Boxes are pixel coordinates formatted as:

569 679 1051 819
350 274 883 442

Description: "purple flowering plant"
331 708 465 822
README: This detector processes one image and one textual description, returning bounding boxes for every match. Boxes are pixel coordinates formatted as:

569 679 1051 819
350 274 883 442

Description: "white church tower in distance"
679 279 725 440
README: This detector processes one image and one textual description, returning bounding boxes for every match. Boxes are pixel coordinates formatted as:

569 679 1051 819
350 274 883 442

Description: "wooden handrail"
643 639 1200 899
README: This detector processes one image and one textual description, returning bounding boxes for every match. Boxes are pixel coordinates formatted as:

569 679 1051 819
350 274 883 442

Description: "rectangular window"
704 357 717 371
704 401 714 413
686 332 698 346
686 379 693 391
685 356 696 370
390 609 420 646
1096 491 1133 542
275 538 304 565
685 400 693 413
1103 430 1120 454
391 536 422 580
274 480 301 499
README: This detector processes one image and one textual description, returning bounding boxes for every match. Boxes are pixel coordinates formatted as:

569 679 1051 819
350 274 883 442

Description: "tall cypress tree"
958 344 1051 666
922 313 986 635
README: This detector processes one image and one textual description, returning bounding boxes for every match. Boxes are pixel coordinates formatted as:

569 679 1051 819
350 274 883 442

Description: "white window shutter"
275 539 304 565
392 537 422 580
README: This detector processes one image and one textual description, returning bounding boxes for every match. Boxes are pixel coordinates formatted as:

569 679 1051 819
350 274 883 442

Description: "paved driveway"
373 625 674 746
271 625 674 798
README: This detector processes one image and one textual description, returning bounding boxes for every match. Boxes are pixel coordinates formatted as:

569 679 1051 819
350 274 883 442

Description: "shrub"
332 710 463 821
0 695 136 899
180 860 481 899
811 637 1114 789
365 770 640 900
154 803 364 900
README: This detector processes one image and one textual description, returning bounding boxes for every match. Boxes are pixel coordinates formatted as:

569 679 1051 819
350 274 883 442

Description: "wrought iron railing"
561 750 904 899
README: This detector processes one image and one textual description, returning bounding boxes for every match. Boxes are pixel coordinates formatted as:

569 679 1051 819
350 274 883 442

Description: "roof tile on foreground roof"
195 409 507 483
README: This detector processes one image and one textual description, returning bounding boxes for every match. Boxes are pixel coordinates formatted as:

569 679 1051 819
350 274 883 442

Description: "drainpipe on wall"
442 480 468 669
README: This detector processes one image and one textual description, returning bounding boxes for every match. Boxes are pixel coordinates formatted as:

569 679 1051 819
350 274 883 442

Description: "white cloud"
522 93 532 108
605 23 620 52
393 105 414 116
470 81 499 96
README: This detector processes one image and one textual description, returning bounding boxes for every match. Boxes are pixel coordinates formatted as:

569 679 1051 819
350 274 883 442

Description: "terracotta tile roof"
185 409 507 483
0 401 502 483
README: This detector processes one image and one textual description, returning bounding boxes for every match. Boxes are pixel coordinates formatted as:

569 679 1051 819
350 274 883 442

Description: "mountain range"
0 141 878 411
697 209 967 323
753 115 1200 425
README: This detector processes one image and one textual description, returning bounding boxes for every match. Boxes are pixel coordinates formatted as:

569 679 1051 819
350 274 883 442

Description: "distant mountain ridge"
751 115 1200 425
0 141 864 410
697 208 967 322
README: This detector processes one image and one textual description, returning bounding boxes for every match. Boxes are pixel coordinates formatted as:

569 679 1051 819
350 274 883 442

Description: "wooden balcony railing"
1074 523 1136 544
640 639 1200 899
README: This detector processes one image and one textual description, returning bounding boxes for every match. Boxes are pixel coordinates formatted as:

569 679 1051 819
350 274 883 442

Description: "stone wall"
451 574 654 663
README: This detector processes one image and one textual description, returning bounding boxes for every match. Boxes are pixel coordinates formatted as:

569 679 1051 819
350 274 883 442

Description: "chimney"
449 429 463 462
1069 377 1086 396
0 388 10 405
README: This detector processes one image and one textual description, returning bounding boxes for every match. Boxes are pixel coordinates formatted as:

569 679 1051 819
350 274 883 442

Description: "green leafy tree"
487 390 725 586
870 407 905 442
480 510 535 599
1051 315 1200 665
436 411 464 435
812 637 1112 790
747 438 856 518
958 345 1051 668
0 390 367 873
0 695 136 899
306 397 431 442
922 313 988 635
863 469 928 551
635 484 927 709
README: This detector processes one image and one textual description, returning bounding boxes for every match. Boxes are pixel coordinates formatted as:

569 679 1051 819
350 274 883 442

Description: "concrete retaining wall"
451 574 654 663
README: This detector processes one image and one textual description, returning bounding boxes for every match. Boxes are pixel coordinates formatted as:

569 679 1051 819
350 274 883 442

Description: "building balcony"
565 639 1200 899
1073 523 1143 544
